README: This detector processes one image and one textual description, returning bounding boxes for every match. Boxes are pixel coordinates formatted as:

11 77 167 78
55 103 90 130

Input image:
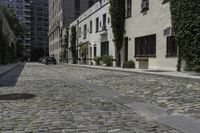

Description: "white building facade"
69 0 180 70
69 0 116 65
123 0 178 70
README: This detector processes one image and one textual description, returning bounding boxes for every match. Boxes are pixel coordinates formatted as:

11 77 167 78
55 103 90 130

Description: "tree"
109 0 125 66
170 0 200 72
0 5 27 36
0 5 27 60
0 34 9 64
70 26 77 64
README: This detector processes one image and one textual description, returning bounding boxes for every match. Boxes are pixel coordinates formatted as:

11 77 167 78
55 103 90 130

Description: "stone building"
48 0 96 63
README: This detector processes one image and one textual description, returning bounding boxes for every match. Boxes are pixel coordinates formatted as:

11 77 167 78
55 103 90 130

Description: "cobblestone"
0 63 181 132
55 64 200 119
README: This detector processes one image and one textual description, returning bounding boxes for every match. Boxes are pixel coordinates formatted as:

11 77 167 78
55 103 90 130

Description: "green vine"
109 0 125 66
64 27 69 49
170 0 200 72
70 26 77 64
61 27 69 62
0 34 14 64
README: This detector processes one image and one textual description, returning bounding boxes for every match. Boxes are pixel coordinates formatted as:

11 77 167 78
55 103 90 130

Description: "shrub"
123 60 135 68
94 56 101 65
102 55 114 66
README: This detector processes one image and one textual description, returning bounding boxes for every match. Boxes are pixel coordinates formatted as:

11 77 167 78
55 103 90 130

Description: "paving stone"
0 63 182 132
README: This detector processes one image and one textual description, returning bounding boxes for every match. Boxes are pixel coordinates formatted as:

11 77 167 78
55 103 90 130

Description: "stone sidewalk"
0 63 21 77
65 64 200 80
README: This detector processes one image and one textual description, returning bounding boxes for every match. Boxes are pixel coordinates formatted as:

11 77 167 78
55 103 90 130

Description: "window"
102 14 107 30
96 17 99 33
135 34 156 57
126 0 132 17
94 46 96 57
83 24 87 39
90 20 93 33
75 0 80 10
162 0 170 4
79 27 81 38
141 0 149 12
166 36 177 57
101 41 109 56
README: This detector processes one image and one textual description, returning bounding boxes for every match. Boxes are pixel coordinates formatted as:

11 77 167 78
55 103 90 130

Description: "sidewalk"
0 63 21 77
65 63 200 80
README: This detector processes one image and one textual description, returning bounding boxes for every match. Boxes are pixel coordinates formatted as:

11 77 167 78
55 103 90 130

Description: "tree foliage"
62 26 69 62
109 0 125 50
0 34 15 64
70 26 77 64
170 0 200 71
0 5 27 36
65 27 69 48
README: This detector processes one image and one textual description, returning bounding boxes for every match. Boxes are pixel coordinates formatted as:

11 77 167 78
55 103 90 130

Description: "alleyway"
0 63 199 132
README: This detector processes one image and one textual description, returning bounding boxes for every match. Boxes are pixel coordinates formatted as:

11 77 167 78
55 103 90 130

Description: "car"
38 57 44 63
43 57 56 65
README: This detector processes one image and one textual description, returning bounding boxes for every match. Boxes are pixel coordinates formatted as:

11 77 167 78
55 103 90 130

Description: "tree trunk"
177 46 182 72
116 48 121 67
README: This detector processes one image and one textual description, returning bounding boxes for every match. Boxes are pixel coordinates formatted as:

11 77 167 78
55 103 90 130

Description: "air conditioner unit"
141 1 149 10
164 27 173 36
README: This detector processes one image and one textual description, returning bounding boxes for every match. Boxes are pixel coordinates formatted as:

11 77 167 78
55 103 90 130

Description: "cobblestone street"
55 64 200 119
0 63 199 132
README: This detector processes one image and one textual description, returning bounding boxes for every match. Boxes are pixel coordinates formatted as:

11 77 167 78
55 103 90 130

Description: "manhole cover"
0 93 36 100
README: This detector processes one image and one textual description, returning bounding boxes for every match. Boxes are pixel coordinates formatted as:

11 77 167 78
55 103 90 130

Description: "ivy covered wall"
70 26 77 64
170 0 200 71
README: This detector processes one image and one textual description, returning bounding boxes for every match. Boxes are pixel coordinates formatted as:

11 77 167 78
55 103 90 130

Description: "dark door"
125 37 129 62
101 41 109 56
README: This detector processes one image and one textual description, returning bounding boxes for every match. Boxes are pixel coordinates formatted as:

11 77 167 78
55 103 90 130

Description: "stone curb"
64 63 200 81
0 63 22 78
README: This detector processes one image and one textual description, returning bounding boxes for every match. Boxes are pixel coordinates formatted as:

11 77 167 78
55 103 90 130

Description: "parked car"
38 57 44 63
43 57 56 65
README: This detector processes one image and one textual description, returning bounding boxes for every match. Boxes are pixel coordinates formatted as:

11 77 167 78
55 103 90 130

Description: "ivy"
70 26 77 64
170 0 200 72
109 0 125 66
0 34 14 64
64 27 69 49
61 27 69 62
0 5 26 37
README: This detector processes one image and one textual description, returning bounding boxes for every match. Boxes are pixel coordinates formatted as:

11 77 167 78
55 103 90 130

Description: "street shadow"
0 63 25 87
